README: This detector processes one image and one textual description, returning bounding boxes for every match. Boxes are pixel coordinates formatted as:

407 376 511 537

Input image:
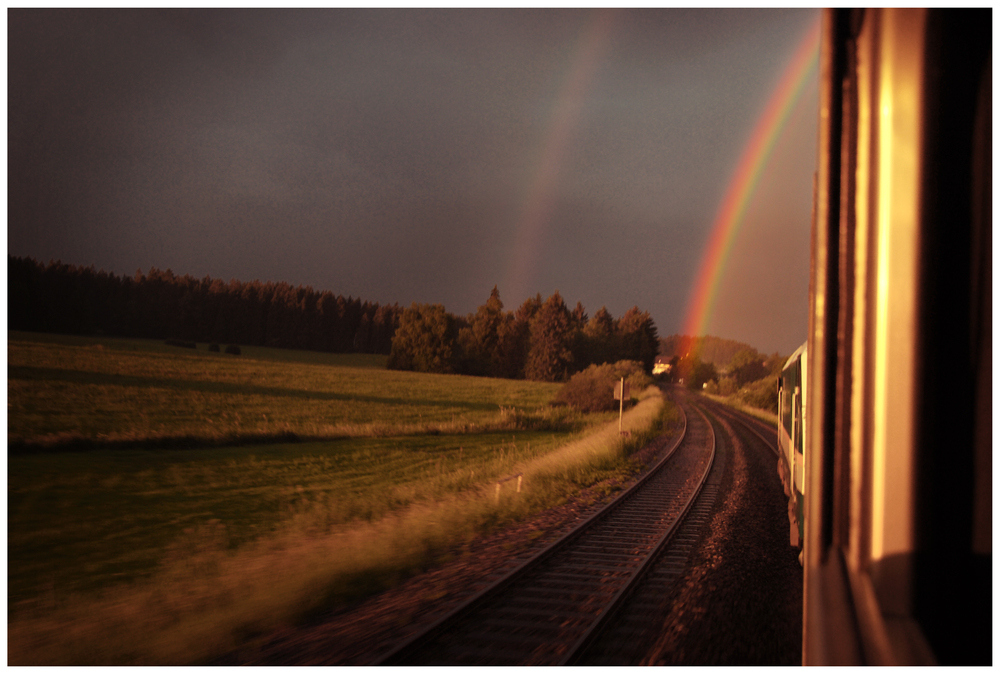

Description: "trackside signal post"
614 377 630 435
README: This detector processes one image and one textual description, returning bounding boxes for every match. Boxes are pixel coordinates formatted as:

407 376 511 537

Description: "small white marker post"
494 473 523 504
614 377 630 435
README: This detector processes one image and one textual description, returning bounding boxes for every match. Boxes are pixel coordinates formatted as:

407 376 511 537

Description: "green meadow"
8 331 562 446
7 332 675 665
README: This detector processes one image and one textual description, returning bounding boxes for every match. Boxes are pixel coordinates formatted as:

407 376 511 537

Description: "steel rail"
374 393 689 665
703 397 778 457
559 400 716 665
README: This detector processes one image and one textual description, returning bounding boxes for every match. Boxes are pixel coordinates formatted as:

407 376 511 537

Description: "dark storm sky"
7 8 819 355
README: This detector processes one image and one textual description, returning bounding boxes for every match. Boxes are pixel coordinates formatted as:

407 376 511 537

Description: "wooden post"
495 473 524 503
619 376 624 434
614 377 630 435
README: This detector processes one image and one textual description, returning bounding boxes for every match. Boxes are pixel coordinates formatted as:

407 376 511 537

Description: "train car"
776 342 807 550
802 8 991 665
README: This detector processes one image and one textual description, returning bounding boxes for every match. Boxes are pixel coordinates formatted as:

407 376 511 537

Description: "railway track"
701 399 777 457
579 395 728 664
377 392 717 665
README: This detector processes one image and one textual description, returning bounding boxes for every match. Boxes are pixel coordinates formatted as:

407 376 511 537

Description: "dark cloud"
8 8 819 354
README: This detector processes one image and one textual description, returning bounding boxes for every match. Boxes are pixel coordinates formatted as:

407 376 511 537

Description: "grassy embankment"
701 390 779 426
8 332 676 665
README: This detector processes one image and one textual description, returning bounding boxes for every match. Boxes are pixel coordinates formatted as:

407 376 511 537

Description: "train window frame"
805 8 991 665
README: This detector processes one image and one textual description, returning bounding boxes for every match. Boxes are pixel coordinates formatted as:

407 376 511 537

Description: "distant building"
653 356 672 375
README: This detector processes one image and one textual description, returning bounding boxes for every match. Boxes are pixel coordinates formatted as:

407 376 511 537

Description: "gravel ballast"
215 390 803 665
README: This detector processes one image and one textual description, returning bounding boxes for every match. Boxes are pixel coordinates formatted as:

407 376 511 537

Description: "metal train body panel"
802 8 991 665
777 342 807 548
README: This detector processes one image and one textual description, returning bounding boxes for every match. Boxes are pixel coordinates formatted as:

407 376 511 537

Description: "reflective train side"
776 342 806 552
798 8 991 665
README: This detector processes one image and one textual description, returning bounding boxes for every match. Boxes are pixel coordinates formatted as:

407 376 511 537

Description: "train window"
806 8 991 666
781 374 793 437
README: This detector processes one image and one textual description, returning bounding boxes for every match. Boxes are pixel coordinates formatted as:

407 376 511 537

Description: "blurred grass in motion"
9 432 573 606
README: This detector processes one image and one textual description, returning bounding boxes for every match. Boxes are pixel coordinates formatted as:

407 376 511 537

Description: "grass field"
7 332 675 665
9 331 568 446
700 391 779 426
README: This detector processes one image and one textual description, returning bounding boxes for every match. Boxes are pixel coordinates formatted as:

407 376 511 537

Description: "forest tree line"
657 334 764 368
7 255 400 354
387 287 659 382
8 256 659 383
657 333 787 411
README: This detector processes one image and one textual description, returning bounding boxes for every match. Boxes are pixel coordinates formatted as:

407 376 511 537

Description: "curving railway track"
377 391 718 666
219 389 802 666
702 398 778 458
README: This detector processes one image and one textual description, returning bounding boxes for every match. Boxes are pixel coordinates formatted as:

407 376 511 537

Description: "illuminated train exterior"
795 8 991 665
776 342 807 552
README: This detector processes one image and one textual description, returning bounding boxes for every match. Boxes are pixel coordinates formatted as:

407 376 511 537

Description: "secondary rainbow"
681 18 821 341
503 10 616 304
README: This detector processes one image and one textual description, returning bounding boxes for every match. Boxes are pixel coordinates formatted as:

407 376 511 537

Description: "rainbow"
681 18 821 341
503 10 616 303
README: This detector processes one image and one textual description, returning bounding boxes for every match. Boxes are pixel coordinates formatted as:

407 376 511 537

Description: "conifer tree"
616 306 659 372
496 294 541 379
582 306 616 366
459 285 507 376
524 291 575 382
